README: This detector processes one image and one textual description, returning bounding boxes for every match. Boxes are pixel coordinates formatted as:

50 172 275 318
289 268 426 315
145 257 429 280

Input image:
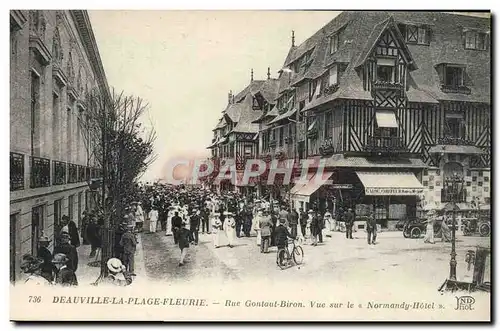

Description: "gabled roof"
231 94 263 133
354 16 418 71
255 78 280 103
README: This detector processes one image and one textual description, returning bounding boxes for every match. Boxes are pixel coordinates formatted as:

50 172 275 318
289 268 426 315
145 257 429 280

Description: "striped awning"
356 171 424 196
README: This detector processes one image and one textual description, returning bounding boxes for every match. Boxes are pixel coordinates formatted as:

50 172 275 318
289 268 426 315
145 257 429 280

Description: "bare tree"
80 88 157 281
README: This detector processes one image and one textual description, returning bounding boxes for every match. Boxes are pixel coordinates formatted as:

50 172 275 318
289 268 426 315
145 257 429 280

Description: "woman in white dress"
424 209 436 244
324 211 333 237
165 207 175 236
224 212 236 248
253 209 263 246
212 213 225 248
305 210 314 244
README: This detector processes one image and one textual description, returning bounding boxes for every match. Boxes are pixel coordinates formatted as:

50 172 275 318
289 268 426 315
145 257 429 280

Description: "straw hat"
38 234 51 243
20 254 43 271
107 258 123 273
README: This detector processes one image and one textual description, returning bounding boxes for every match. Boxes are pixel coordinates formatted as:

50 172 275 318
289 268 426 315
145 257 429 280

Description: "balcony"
440 85 471 95
372 81 404 96
365 136 408 154
78 165 87 182
437 136 475 146
30 156 50 188
10 152 24 191
52 160 67 185
441 188 467 203
68 163 78 184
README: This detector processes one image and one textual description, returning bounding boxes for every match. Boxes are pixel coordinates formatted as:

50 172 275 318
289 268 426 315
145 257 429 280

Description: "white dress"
212 218 225 248
225 217 236 246
305 216 313 243
165 211 174 236
253 215 262 246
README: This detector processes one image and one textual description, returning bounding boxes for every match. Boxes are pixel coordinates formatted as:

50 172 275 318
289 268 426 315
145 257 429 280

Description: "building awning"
356 171 424 196
291 171 333 201
428 145 486 155
375 110 398 128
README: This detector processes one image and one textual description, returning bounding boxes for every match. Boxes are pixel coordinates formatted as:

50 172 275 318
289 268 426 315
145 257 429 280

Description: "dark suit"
37 246 57 282
366 215 377 244
345 211 354 239
171 216 183 244
55 267 78 286
68 221 80 247
189 214 200 244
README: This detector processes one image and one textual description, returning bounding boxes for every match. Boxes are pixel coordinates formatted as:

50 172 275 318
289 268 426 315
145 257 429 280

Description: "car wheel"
411 227 422 239
479 223 490 237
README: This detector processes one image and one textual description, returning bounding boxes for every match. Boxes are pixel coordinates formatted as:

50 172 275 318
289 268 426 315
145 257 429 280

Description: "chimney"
251 68 254 82
267 67 271 80
292 30 295 47
228 90 232 104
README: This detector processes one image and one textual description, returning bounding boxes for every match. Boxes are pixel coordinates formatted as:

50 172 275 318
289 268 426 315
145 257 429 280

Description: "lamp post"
439 172 465 291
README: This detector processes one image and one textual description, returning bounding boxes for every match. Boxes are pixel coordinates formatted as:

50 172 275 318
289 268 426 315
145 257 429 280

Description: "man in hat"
189 208 201 245
86 213 101 258
177 221 191 266
134 201 145 233
53 253 78 286
54 232 79 272
148 205 159 233
37 234 57 282
288 207 299 238
259 209 273 253
120 224 137 275
171 211 183 244
114 221 127 260
299 207 308 237
366 211 377 245
275 218 296 254
103 258 133 286
344 208 355 239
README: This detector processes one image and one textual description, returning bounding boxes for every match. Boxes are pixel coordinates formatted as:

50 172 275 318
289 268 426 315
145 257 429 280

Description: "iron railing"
10 152 24 191
68 163 78 183
30 156 50 188
365 136 408 154
52 160 67 185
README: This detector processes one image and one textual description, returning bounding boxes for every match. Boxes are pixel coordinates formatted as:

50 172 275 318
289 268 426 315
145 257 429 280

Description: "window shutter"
425 26 433 43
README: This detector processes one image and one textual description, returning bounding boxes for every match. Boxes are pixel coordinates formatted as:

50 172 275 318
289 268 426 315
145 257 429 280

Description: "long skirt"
213 230 226 248
165 216 173 235
226 228 236 246
256 229 261 246
424 223 435 243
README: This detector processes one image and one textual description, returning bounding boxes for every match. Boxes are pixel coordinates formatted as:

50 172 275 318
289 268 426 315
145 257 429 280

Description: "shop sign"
331 184 353 189
365 187 424 196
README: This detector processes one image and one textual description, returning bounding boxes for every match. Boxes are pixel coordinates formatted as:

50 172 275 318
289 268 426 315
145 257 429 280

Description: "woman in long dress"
253 209 263 246
224 212 236 248
324 211 333 237
165 207 173 236
212 213 224 248
305 210 314 244
423 210 436 244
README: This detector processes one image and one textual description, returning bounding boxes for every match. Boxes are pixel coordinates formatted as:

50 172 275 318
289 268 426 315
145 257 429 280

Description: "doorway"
31 205 45 256
78 192 83 228
68 194 74 221
10 213 18 283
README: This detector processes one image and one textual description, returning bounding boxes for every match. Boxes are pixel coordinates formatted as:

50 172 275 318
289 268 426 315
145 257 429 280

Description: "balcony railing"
52 160 67 185
78 165 87 182
10 152 24 191
441 188 467 203
437 136 475 146
30 156 50 188
68 163 78 183
365 136 408 154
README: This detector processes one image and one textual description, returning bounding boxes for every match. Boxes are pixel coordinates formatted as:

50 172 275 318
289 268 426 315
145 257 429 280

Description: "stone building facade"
10 10 108 283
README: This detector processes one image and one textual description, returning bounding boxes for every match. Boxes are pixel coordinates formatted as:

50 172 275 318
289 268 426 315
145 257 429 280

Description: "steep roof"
231 94 263 133
287 11 490 109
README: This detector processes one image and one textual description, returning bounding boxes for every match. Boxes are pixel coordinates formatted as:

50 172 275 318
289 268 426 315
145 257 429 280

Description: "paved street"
141 229 490 292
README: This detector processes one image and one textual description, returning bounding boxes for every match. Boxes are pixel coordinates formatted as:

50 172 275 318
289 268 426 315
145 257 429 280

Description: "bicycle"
276 240 304 270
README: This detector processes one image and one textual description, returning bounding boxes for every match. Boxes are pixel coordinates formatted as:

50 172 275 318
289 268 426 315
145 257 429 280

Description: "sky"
87 10 339 182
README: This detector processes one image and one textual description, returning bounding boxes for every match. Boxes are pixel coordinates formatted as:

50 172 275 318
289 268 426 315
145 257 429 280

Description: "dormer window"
398 24 430 45
445 65 464 87
329 64 338 86
465 30 488 50
329 33 339 54
376 58 396 83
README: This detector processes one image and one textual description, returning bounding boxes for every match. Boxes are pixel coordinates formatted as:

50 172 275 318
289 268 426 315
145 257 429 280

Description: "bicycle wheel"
292 245 304 265
277 249 288 270
479 223 490 237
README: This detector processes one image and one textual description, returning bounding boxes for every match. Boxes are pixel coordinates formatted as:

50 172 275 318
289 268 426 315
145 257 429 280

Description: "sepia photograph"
9 9 491 321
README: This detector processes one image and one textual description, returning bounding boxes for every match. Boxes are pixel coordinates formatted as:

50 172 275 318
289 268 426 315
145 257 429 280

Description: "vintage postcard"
9 10 491 321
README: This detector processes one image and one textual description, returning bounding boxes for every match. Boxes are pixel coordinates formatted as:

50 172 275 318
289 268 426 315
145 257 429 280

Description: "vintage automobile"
402 216 456 239
462 217 491 237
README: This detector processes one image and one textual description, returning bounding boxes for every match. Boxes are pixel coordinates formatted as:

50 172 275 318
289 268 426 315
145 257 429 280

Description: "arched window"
52 28 63 65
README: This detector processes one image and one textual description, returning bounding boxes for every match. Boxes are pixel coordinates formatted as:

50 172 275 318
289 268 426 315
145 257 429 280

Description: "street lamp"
439 172 467 292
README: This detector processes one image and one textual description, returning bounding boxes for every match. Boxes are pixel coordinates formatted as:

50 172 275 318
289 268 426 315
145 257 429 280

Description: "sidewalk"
75 235 147 287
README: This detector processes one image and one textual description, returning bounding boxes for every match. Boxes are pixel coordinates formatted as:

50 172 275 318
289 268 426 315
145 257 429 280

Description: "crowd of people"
132 183 379 267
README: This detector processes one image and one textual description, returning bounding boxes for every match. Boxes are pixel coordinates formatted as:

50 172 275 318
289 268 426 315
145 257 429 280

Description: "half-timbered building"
284 11 490 229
